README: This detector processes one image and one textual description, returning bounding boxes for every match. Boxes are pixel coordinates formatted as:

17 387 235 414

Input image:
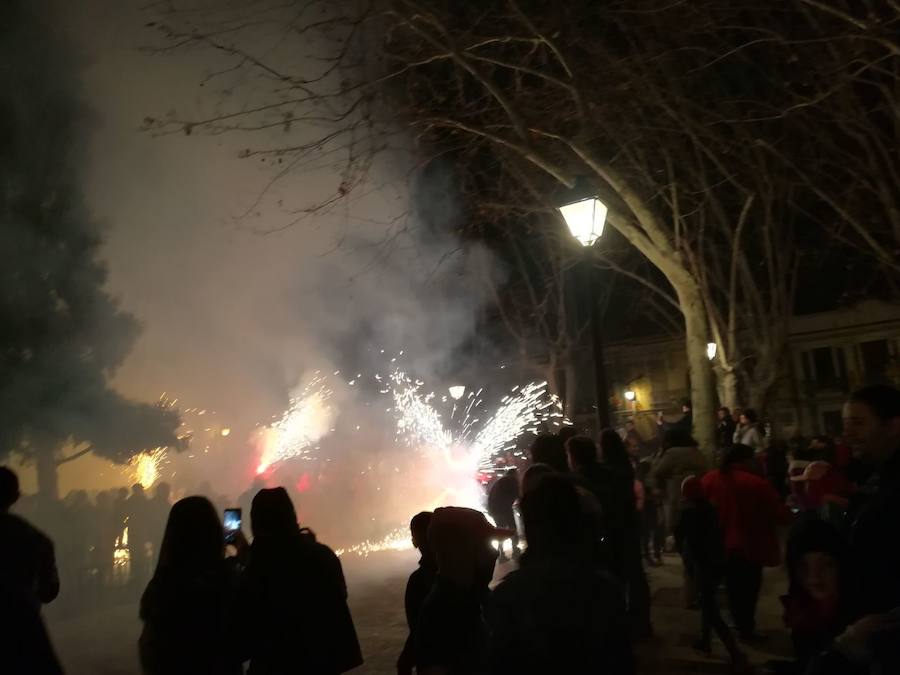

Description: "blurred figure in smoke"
488 468 520 562
91 490 116 587
244 487 362 675
149 483 172 567
488 474 635 674
238 477 266 525
139 496 247 675
0 466 64 675
127 484 152 586
397 511 436 675
414 507 508 675
528 433 567 473
599 429 653 639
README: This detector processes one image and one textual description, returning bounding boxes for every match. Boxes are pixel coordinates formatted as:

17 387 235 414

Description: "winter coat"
487 473 519 527
649 446 708 525
487 557 634 675
243 530 362 675
674 500 724 575
139 561 244 675
848 450 900 614
701 466 790 566
717 418 736 449
734 424 766 454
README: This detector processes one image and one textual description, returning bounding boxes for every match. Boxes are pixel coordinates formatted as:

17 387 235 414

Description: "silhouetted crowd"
3 384 900 674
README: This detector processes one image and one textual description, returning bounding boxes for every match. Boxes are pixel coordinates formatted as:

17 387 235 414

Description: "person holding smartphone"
138 496 249 675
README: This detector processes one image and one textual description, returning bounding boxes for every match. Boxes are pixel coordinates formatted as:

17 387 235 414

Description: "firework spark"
128 447 167 489
390 371 563 470
471 382 565 469
334 526 412 558
256 373 335 474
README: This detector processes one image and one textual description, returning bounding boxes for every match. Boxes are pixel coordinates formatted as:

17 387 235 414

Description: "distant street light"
707 342 718 361
559 197 608 247
624 390 636 402
448 385 466 400
220 428 231 437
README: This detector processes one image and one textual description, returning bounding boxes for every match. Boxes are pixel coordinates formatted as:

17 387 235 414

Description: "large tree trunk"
675 283 717 455
564 360 578 420
716 368 739 411
36 449 60 502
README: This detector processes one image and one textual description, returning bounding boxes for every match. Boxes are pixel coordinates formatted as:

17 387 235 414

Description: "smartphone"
223 508 241 543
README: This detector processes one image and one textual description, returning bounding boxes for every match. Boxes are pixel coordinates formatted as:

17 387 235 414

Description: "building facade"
603 300 900 439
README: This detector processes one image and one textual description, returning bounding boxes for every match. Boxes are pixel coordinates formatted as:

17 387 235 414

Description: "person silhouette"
0 466 63 675
243 487 362 675
139 495 246 675
397 511 437 675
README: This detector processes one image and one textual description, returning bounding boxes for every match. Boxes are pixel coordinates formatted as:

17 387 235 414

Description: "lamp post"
448 385 466 401
558 190 611 431
624 389 637 415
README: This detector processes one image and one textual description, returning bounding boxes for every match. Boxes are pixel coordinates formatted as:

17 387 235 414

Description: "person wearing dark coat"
0 467 63 675
487 474 635 675
599 429 653 640
244 487 362 675
717 407 736 451
804 386 900 674
675 476 745 667
397 511 437 675
139 496 246 675
487 468 520 561
566 435 631 578
414 507 508 675
528 433 567 473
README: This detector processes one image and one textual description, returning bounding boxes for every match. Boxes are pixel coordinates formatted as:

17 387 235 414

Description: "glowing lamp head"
624 390 636 402
220 428 231 437
559 197 607 247
707 342 718 361
448 385 466 400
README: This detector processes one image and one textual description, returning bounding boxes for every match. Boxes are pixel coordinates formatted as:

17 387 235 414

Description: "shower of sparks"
471 382 565 469
257 373 335 474
390 371 565 472
391 371 453 454
128 447 167 489
334 526 412 558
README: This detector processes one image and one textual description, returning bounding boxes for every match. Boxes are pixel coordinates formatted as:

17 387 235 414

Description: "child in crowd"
675 476 747 669
781 519 856 672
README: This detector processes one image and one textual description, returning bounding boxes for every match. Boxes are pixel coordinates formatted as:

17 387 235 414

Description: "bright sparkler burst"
390 370 565 473
257 373 335 474
128 447 167 489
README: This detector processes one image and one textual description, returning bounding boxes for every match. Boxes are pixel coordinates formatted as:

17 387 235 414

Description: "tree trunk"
36 449 60 502
716 367 739 411
561 360 577 420
676 283 717 455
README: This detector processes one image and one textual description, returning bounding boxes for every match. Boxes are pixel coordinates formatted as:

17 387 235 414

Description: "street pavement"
47 550 795 674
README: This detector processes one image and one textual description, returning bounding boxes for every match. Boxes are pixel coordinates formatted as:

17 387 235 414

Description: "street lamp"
624 390 636 402
448 385 466 400
707 342 718 361
557 183 611 430
559 197 608 247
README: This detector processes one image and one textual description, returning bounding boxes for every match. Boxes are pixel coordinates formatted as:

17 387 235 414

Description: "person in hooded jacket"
243 487 362 675
138 496 246 675
675 476 746 668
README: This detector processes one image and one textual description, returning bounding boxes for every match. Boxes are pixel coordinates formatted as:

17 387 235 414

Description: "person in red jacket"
701 444 791 642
